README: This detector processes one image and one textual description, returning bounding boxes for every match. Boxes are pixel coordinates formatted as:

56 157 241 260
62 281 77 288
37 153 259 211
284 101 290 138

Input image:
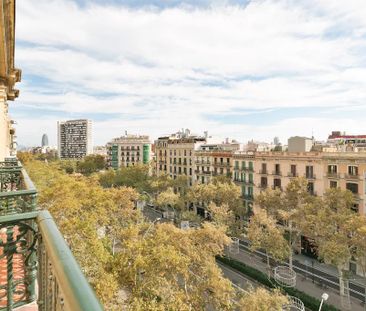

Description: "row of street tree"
20 155 289 310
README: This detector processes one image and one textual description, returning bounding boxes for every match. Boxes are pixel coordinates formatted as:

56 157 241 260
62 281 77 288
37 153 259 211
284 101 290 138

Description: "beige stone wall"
0 85 10 161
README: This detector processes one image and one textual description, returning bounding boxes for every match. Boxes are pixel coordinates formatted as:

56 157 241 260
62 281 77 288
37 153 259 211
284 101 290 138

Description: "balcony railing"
242 167 254 172
272 171 282 176
259 169 268 175
345 174 360 180
213 162 230 167
287 172 298 178
0 160 103 311
305 174 316 180
327 172 340 179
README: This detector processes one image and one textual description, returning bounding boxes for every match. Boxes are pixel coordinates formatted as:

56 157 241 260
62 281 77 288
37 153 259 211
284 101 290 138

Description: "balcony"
287 172 298 178
259 169 268 175
0 160 102 311
213 162 230 168
327 172 340 179
242 167 254 172
305 174 316 180
345 174 360 180
272 171 282 176
195 160 211 165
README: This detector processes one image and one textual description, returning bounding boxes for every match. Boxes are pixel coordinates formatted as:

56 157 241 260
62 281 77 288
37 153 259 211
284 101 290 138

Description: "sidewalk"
227 247 365 311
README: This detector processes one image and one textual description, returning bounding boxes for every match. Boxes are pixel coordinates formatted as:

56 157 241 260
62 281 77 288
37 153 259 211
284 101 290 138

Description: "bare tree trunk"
289 221 293 270
266 252 271 278
338 266 345 296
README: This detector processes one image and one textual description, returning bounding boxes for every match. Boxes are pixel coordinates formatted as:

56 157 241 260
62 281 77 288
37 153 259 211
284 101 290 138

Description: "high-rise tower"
57 119 93 159
41 133 49 147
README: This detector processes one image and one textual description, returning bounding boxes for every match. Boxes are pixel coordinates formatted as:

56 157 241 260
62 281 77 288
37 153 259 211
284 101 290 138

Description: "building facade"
232 152 256 212
323 152 366 215
106 134 151 169
155 130 207 185
57 119 93 159
0 0 20 161
252 151 324 201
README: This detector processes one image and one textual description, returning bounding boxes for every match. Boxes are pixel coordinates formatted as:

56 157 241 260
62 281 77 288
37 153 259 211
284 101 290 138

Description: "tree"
207 202 239 237
256 178 312 270
351 217 366 311
76 154 106 175
238 288 288 311
17 151 34 164
304 188 358 304
186 180 242 216
247 210 289 276
155 187 182 212
113 222 235 310
148 174 174 198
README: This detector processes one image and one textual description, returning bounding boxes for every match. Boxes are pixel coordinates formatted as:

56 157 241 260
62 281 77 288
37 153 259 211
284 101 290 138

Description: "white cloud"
11 0 366 146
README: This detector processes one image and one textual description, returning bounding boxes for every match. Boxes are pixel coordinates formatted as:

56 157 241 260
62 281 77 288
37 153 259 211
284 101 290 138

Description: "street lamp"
143 218 161 239
318 293 329 311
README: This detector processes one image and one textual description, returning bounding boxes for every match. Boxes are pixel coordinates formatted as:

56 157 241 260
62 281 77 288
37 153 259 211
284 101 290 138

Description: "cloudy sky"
12 0 366 147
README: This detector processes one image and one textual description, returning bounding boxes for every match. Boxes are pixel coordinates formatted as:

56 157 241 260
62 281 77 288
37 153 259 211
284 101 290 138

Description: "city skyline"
10 0 366 146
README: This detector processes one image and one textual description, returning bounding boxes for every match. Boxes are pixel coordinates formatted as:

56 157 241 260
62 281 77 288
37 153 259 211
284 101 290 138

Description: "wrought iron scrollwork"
0 220 38 310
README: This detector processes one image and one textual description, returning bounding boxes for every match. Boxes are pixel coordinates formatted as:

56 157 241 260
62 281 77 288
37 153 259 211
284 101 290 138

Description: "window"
275 164 281 175
273 178 281 189
249 161 253 170
306 166 314 178
235 160 239 169
261 163 267 174
348 166 358 176
328 165 337 173
290 165 297 177
346 183 358 194
330 181 337 188
261 177 267 188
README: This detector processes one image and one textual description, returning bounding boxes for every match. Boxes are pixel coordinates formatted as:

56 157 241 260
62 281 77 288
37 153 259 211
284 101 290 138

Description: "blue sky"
10 0 366 146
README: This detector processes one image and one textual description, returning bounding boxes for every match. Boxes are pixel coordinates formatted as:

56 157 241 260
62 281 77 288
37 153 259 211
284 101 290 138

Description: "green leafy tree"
256 178 312 270
76 154 106 175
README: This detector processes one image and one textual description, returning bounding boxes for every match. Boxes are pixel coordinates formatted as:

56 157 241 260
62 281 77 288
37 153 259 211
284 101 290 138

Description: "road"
143 204 366 310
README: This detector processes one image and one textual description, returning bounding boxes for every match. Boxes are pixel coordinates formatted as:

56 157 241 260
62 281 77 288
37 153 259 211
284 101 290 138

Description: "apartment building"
106 134 151 169
195 142 240 184
323 152 366 215
57 119 93 159
232 152 256 211
253 151 324 198
155 129 206 185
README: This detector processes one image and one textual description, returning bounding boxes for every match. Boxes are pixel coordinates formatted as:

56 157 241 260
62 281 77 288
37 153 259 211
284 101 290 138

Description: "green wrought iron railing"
0 160 103 311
